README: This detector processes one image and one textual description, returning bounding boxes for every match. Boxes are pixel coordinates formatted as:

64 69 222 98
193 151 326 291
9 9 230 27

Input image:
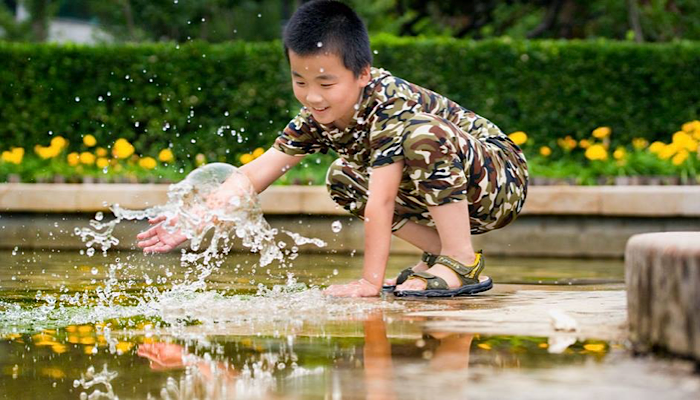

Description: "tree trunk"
527 0 563 39
121 0 136 41
626 0 645 42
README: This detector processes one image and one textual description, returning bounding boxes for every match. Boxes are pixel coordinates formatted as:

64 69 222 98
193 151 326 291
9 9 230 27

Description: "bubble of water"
95 212 103 221
317 41 323 47
331 220 342 233
75 97 80 102
86 248 95 257
91 267 98 275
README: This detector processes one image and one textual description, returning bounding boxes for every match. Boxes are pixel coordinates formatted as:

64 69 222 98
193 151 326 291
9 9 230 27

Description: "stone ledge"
626 232 700 361
1 183 700 217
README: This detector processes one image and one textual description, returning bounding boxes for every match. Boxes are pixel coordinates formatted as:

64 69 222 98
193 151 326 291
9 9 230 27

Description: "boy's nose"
306 91 323 105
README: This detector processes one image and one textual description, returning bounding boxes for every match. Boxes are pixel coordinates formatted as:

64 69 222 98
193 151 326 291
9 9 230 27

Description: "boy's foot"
394 252 477 292
383 259 430 286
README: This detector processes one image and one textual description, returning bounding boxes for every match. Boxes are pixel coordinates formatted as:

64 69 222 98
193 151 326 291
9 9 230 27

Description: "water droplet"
373 50 379 55
86 248 95 257
74 97 80 102
317 41 323 47
257 13 262 18
332 269 338 275
91 267 98 275
97 96 103 101
95 212 103 221
331 220 342 233
224 111 229 116
125 75 130 80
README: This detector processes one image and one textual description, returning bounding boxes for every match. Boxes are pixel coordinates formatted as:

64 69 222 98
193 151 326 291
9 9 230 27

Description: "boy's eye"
295 81 306 86
321 84 335 88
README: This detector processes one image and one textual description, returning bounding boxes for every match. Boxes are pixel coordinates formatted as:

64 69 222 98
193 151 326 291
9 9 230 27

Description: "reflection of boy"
138 0 527 298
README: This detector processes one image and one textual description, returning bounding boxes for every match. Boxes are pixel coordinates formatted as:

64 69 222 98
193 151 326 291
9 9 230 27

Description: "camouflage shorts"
326 113 528 234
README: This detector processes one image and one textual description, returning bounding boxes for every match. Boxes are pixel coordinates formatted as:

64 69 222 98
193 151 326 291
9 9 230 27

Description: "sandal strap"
421 251 438 266
395 267 416 285
408 271 449 289
432 252 485 285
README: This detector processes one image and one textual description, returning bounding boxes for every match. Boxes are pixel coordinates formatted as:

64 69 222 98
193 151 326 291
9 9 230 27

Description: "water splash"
74 365 119 400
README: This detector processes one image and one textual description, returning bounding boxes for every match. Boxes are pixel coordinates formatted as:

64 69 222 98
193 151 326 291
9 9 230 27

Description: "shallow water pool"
1 250 698 399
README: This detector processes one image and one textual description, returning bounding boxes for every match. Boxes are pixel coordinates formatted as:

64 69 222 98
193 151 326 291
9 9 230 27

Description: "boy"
137 0 528 298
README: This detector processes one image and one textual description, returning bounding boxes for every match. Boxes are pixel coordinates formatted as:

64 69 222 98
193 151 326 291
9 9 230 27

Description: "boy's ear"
358 65 371 86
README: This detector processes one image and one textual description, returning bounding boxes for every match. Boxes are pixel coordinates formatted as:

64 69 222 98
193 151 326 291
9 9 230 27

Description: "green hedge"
1 36 699 166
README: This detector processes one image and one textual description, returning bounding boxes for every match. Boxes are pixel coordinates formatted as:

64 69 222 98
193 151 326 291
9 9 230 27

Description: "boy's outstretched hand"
136 215 188 253
324 279 381 297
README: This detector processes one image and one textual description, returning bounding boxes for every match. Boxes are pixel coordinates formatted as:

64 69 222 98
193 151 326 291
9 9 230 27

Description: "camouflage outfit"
273 68 528 234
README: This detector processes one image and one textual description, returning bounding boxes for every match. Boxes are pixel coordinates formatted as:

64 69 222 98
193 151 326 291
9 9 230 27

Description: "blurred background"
0 1 699 185
2 0 699 44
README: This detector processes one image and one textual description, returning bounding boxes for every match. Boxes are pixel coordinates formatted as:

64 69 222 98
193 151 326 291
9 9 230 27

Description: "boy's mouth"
312 106 329 113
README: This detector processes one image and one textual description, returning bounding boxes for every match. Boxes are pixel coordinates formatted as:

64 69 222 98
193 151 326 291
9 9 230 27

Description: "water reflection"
2 250 699 399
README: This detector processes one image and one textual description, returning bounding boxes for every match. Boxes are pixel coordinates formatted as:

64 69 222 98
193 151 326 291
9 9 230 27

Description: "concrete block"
626 232 700 361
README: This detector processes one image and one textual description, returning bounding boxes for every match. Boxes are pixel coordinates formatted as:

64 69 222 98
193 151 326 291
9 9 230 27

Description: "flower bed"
1 121 698 185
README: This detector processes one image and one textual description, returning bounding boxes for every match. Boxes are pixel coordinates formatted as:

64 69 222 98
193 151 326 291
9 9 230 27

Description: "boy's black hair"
283 0 372 77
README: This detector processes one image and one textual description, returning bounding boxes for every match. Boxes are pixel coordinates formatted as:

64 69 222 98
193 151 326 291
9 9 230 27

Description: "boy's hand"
136 215 188 253
324 279 381 297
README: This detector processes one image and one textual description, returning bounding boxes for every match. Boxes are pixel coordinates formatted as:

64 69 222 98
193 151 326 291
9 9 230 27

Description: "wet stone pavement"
0 250 699 399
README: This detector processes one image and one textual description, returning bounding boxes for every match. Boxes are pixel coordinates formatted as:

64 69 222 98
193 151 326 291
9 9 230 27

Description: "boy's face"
289 50 370 130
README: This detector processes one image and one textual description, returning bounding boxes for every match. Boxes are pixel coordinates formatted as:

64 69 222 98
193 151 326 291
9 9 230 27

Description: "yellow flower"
508 131 528 146
51 136 67 149
252 147 265 158
34 144 62 159
613 147 626 160
592 127 611 139
648 141 666 154
158 149 174 163
632 138 648 150
539 146 552 157
672 150 689 166
672 131 698 152
239 153 254 165
658 143 678 160
584 144 608 161
579 139 592 149
112 138 135 159
195 153 207 166
79 152 95 165
1 147 24 164
682 120 700 134
138 156 157 170
557 136 577 151
83 134 97 147
96 157 109 169
67 152 80 166
96 147 108 157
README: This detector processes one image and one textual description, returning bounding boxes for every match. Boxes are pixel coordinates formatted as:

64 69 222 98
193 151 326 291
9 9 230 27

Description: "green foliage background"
1 36 699 168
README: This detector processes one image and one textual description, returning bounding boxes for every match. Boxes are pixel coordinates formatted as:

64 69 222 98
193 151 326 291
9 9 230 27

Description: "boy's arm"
227 148 304 194
325 160 403 297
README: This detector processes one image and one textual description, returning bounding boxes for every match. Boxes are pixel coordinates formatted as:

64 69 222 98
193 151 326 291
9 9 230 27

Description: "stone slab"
626 232 700 361
3 184 700 216
409 288 628 341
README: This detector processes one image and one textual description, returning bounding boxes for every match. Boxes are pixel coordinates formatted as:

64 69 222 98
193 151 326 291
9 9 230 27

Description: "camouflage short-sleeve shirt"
273 67 512 173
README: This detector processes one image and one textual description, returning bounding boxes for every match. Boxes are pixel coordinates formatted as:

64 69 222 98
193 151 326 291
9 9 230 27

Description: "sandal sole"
391 277 493 298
